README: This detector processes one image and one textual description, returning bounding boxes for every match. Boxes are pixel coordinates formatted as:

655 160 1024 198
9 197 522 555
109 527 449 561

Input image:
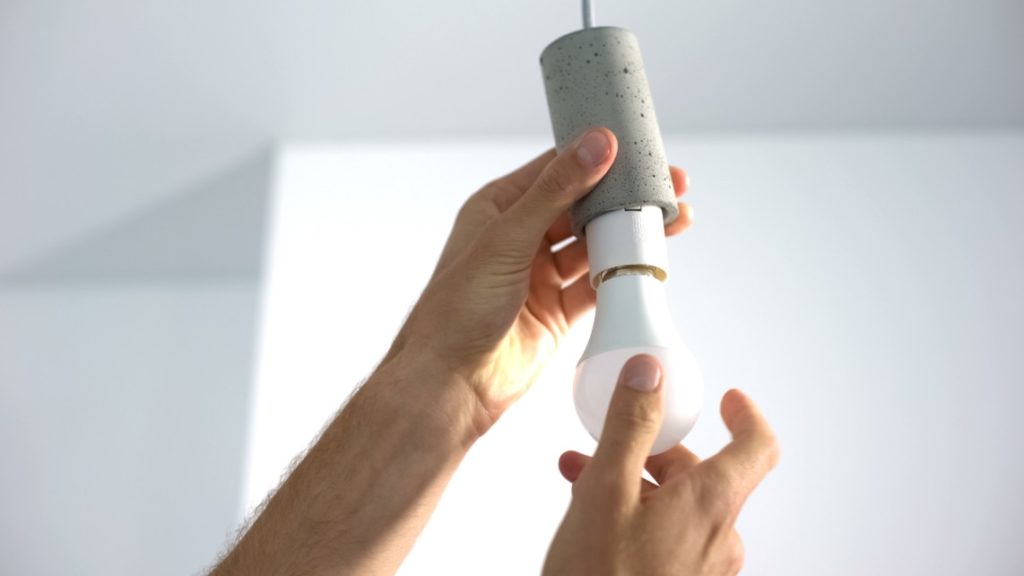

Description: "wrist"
370 346 495 450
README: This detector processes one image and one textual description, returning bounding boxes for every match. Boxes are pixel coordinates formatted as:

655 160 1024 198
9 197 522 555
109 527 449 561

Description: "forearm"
213 351 487 576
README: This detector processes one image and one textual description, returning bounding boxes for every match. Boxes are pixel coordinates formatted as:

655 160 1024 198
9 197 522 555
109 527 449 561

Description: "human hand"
543 355 779 576
386 129 693 434
212 139 695 576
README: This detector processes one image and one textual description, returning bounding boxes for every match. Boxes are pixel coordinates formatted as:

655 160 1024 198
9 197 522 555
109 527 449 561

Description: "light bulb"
574 206 703 455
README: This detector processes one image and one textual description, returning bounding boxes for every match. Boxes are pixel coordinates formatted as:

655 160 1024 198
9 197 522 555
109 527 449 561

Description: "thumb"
587 354 664 488
493 128 617 257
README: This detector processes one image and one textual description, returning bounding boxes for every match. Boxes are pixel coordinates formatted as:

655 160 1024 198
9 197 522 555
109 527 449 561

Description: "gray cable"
583 0 595 28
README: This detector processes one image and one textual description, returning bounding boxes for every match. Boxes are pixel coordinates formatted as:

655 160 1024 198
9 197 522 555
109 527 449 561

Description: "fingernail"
623 355 661 392
575 130 612 169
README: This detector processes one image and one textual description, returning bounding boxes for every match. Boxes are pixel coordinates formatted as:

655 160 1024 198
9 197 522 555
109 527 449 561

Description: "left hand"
544 357 779 576
387 128 694 433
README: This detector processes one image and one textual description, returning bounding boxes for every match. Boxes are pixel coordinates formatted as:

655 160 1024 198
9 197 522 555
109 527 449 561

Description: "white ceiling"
275 0 1024 137
1 0 1022 273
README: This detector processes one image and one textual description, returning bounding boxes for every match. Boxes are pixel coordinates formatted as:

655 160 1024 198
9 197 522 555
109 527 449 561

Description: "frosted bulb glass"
574 208 703 455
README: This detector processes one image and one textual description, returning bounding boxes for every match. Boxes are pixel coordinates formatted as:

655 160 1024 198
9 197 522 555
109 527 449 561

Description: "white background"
0 284 259 574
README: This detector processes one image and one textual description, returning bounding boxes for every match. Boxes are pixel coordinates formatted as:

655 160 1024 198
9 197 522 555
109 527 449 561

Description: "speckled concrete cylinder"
541 27 678 237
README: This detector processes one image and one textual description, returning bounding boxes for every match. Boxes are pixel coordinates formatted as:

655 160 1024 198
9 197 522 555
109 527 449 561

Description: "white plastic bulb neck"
580 272 681 362
584 206 669 287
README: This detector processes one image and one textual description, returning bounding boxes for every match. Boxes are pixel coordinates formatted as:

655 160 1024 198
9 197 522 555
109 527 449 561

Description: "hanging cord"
583 0 596 28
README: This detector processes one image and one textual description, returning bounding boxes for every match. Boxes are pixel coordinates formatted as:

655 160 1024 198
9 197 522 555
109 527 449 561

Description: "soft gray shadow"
0 146 274 284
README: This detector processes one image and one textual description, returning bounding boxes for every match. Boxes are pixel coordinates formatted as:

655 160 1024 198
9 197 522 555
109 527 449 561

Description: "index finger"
499 148 557 193
700 389 779 502
585 355 665 492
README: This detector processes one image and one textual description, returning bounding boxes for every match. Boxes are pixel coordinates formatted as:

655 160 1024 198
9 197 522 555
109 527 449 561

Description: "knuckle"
702 522 744 575
763 433 782 469
482 179 523 212
585 468 627 493
611 400 660 434
480 178 505 194
457 187 489 216
455 201 476 225
699 465 743 512
712 486 743 517
457 194 476 214
576 468 632 505
726 533 745 574
472 221 534 273
536 161 576 199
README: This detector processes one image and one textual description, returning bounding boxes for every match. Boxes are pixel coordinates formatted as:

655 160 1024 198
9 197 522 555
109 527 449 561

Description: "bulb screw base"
585 206 669 287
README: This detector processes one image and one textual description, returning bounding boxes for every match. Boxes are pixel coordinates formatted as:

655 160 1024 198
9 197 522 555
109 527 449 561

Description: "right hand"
386 130 693 435
543 355 780 576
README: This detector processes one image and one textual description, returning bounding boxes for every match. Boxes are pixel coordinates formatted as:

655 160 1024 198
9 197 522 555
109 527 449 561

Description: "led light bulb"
574 206 703 455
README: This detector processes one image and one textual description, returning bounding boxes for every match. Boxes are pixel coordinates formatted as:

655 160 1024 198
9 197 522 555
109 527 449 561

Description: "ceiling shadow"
0 146 275 285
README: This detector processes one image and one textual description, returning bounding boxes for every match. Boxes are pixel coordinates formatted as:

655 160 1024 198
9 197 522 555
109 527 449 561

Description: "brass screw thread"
593 264 667 288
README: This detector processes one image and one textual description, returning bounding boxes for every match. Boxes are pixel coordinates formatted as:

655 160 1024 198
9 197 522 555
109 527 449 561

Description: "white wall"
0 284 258 575
0 152 273 575
251 132 1024 574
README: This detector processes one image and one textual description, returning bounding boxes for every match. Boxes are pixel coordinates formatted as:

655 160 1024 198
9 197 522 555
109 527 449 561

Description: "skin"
544 356 780 576
211 127 774 575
